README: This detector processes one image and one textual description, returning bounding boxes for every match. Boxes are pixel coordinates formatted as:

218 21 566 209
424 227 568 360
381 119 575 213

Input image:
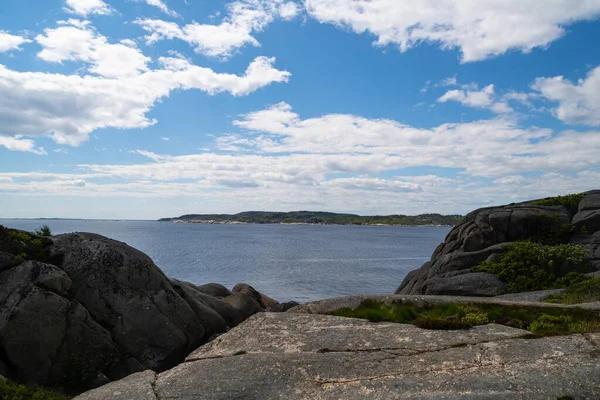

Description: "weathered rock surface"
75 312 600 400
0 261 117 385
573 190 600 234
397 190 600 296
74 370 158 400
0 229 281 389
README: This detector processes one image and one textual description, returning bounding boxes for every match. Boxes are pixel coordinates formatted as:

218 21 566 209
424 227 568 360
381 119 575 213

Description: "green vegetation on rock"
543 277 600 304
529 192 585 215
0 378 71 400
159 211 464 226
330 300 600 336
0 225 52 264
35 225 52 237
472 242 593 293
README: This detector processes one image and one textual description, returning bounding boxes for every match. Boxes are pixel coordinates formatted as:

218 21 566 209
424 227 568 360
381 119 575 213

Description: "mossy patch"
0 378 71 400
472 242 593 293
329 300 600 336
543 278 600 304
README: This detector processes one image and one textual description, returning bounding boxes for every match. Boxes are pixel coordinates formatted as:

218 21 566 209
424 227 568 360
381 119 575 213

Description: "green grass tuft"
330 301 600 336
543 277 600 304
0 378 71 400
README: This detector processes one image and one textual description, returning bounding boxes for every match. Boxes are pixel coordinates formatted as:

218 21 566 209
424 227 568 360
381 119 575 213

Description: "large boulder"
0 261 117 386
232 283 279 308
396 191 598 296
50 233 208 374
0 228 280 390
572 191 600 234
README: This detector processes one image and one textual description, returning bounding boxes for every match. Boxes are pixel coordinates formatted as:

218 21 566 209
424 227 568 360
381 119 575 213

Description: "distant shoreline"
159 211 464 227
167 219 454 227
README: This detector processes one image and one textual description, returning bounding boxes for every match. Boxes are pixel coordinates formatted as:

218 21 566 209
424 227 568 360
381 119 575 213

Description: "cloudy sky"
1 0 600 219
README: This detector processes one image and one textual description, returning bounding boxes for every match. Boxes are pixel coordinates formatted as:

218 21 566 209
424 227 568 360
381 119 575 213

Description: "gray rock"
232 282 279 308
195 283 232 298
187 313 530 361
0 261 116 385
267 301 300 312
171 279 247 327
578 190 600 212
0 251 15 272
424 272 507 296
0 229 277 388
572 209 600 234
77 313 600 399
396 198 591 296
396 243 509 295
222 293 264 319
50 233 207 372
73 370 157 400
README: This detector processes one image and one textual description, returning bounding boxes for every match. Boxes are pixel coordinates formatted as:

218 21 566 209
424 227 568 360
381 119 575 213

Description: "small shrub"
462 308 490 325
543 278 600 304
35 225 52 237
473 242 592 293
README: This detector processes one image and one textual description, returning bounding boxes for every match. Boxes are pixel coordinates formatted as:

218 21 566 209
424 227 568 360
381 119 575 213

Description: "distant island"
158 211 464 226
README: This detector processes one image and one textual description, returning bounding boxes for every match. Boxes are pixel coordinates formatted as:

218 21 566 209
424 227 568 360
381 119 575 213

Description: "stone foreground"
75 312 600 400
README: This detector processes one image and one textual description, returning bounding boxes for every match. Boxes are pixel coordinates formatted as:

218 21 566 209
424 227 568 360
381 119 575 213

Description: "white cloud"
161 137 170 141
0 31 31 53
223 102 600 178
144 0 180 18
323 177 422 193
64 0 114 17
438 84 512 113
36 21 151 79
135 0 299 58
532 65 600 126
304 0 600 62
0 136 46 155
0 56 289 146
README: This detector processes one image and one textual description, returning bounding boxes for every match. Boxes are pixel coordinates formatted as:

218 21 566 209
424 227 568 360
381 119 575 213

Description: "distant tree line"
159 211 464 226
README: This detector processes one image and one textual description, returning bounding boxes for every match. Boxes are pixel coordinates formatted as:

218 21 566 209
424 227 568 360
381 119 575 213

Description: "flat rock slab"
187 313 529 360
77 313 600 400
74 370 158 400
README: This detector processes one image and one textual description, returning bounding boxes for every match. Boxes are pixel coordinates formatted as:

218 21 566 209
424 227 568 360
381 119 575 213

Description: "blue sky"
1 0 600 219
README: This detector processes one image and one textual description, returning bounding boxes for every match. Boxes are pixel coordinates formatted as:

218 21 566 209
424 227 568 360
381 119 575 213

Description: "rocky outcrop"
396 190 600 296
573 190 600 233
0 229 282 389
0 260 117 385
74 311 600 400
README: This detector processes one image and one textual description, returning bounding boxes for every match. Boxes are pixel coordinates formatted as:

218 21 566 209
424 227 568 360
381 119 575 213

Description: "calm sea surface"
0 220 450 302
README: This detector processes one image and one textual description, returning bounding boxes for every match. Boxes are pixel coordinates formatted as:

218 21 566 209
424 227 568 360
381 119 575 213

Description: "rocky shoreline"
2 190 600 399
